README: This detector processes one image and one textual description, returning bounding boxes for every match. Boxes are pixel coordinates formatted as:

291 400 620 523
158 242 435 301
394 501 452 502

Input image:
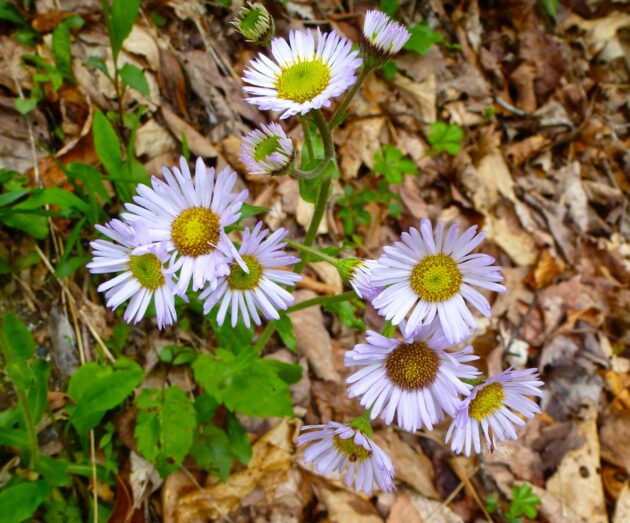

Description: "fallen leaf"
335 117 386 179
161 106 218 158
319 488 383 523
614 482 630 523
389 490 464 523
600 410 630 472
136 119 178 159
391 74 436 123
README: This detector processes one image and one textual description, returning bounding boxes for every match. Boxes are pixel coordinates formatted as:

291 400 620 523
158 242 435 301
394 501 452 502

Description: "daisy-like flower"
348 260 383 302
446 368 544 456
297 421 395 494
362 10 411 63
242 28 362 119
240 122 295 176
122 157 248 294
200 222 301 327
371 218 506 344
345 324 479 433
87 219 177 329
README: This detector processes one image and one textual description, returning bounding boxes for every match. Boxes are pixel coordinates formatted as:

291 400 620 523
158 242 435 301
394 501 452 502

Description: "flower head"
122 157 248 294
345 323 479 433
297 421 395 494
232 2 274 45
349 260 383 302
362 10 410 64
87 219 177 329
241 122 295 176
371 219 506 344
242 28 362 119
445 368 544 456
200 222 301 327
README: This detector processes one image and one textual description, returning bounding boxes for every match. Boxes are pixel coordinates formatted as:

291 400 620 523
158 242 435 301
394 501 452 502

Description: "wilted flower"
445 368 544 456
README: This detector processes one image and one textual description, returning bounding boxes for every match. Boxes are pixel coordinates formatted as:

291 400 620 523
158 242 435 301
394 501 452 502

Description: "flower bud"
232 2 275 45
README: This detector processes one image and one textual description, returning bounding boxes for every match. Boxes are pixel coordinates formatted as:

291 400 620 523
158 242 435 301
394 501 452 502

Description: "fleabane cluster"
88 156 302 329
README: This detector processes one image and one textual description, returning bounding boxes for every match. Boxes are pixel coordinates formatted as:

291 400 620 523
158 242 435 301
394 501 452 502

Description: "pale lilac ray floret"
445 368 544 456
362 10 411 56
349 260 383 302
87 219 177 329
297 421 395 494
121 156 248 294
371 218 506 344
200 222 301 328
240 122 294 176
242 28 362 119
345 323 479 433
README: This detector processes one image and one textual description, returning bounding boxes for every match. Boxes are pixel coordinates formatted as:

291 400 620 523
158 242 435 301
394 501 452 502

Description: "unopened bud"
232 2 275 45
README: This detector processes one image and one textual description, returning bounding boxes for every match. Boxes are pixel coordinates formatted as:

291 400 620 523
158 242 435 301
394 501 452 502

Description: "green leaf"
0 481 51 523
52 16 84 81
193 347 298 418
226 412 252 465
0 1 26 25
190 424 233 481
275 315 297 351
14 187 91 217
135 386 197 477
239 203 269 220
404 23 444 55
44 496 83 523
324 300 366 331
0 426 28 448
194 392 218 424
108 0 141 60
382 60 397 81
374 144 417 184
84 56 111 79
211 318 254 352
26 359 50 427
541 0 559 18
36 456 70 487
14 97 38 115
380 0 398 17
92 110 131 200
1 313 35 362
66 358 144 437
507 484 541 520
427 121 464 156
119 62 150 96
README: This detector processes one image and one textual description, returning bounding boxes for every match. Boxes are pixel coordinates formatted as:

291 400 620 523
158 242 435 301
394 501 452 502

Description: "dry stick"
425 479 467 522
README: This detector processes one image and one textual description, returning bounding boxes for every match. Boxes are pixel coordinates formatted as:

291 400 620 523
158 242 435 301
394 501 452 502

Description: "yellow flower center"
332 434 371 463
276 59 331 103
227 255 263 291
171 207 220 257
254 135 282 162
410 254 462 302
468 382 505 421
385 341 440 390
128 253 164 290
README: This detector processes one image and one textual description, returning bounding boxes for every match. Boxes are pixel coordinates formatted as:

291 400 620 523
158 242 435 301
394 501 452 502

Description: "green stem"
291 157 331 180
311 109 334 157
16 387 38 468
381 320 396 338
329 67 371 129
286 291 355 313
300 114 314 159
254 321 276 353
287 240 339 267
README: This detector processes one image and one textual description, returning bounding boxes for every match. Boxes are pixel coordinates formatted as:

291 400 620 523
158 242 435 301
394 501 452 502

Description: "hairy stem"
330 67 371 129
286 291 356 313
300 114 314 160
287 240 339 267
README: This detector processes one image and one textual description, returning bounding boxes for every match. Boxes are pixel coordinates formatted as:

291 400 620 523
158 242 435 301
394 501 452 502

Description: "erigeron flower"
87 219 177 329
200 222 301 327
242 28 362 119
122 157 248 294
345 323 479 433
362 10 411 63
371 219 506 344
240 122 295 176
232 2 274 45
349 260 383 302
445 368 544 456
297 421 395 494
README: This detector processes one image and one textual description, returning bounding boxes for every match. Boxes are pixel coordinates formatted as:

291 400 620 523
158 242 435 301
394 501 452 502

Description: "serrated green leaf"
190 424 233 481
14 97 38 115
108 0 141 60
275 315 297 351
119 62 150 96
0 481 51 523
67 358 143 437
226 412 252 465
427 121 464 155
52 16 84 81
404 23 443 55
324 300 366 331
507 483 541 520
134 386 197 477
374 144 416 184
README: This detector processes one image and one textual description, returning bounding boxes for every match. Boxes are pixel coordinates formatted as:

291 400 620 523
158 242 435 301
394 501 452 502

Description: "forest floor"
0 0 630 522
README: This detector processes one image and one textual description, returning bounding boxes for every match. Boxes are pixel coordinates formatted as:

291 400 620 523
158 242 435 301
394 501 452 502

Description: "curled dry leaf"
175 419 297 521
319 487 384 523
387 490 464 523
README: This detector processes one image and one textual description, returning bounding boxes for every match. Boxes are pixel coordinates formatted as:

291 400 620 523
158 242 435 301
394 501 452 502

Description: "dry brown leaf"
614 482 630 523
175 419 297 521
389 490 465 523
600 410 630 472
296 199 329 236
386 493 423 523
161 106 218 158
373 430 439 499
563 12 630 62
532 249 565 288
485 213 537 266
288 290 339 382
319 488 384 523
308 261 343 295
335 117 386 179
547 402 607 523
391 74 436 123
136 120 178 159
